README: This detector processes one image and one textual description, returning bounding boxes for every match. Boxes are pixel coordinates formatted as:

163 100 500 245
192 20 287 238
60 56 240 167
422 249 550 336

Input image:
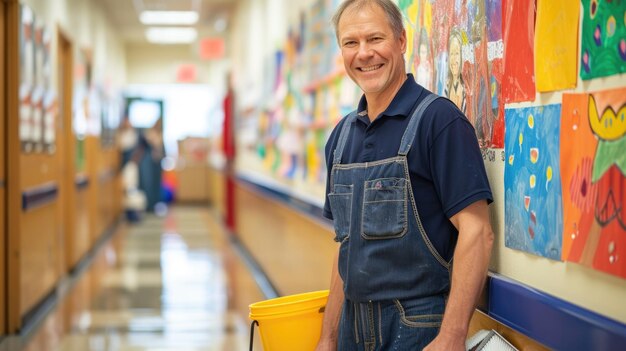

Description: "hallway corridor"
1 206 265 351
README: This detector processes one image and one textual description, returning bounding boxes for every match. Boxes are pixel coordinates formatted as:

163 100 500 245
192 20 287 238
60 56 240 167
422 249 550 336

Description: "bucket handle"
249 320 259 351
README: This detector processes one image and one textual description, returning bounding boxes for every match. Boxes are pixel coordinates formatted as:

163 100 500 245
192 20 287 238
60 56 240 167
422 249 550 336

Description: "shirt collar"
356 74 423 120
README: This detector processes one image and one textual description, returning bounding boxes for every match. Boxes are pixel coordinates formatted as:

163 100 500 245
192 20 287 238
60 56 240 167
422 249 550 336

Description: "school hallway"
0 206 265 351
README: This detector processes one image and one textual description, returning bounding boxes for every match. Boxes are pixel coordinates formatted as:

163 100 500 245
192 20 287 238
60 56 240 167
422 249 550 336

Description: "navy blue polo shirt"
323 74 493 262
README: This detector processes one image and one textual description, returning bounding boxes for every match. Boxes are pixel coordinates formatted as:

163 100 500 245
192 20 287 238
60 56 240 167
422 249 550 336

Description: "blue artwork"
504 104 563 260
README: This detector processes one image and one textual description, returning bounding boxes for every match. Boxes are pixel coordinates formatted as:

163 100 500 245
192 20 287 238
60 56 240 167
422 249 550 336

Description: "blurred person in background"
138 118 165 213
117 116 138 169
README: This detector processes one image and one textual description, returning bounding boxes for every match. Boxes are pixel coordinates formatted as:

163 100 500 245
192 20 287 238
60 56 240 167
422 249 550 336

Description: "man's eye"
343 41 356 47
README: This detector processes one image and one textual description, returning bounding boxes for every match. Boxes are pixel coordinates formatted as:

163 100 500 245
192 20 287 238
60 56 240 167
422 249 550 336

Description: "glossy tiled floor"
1 206 265 351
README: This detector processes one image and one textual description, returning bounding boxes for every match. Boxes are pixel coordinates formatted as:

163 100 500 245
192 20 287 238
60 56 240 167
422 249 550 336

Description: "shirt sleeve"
323 119 345 220
429 116 493 219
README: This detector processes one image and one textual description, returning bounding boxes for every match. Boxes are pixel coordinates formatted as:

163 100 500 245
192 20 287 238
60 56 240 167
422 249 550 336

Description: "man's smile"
359 64 384 72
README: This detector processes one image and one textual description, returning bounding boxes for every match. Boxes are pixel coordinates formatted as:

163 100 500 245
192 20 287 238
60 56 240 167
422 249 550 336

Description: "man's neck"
364 75 407 122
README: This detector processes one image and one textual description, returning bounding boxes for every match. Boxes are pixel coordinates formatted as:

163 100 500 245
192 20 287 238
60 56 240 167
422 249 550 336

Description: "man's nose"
356 42 373 58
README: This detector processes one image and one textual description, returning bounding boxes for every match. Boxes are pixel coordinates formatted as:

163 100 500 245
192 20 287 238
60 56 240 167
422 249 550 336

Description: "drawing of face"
419 43 428 63
449 36 461 78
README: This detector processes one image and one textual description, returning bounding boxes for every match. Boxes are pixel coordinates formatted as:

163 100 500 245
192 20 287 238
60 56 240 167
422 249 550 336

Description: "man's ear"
400 29 407 54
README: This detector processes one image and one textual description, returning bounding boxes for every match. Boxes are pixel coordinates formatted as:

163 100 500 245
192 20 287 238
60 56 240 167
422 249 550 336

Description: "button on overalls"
328 94 451 350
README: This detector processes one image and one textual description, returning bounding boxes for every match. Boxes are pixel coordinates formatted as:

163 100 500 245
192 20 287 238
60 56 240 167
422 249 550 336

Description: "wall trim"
74 174 89 191
21 182 58 211
488 273 626 350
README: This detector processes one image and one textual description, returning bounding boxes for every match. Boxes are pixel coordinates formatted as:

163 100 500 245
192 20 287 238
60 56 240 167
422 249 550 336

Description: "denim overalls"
328 93 451 350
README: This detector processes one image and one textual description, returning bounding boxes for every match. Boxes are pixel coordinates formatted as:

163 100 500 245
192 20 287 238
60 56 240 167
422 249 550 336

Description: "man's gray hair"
331 0 405 41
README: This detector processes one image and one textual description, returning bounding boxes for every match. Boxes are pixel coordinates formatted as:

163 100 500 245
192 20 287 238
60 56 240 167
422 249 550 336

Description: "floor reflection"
2 206 263 351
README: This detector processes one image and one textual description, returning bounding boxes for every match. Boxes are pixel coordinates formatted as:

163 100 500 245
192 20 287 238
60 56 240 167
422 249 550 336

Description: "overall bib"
328 94 451 350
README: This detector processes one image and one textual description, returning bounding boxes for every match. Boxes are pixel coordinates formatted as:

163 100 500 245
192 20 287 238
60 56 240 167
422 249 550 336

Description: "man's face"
337 4 406 97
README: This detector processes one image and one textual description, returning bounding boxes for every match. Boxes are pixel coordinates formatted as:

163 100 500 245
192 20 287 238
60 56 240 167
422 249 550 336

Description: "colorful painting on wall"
561 87 626 279
534 0 579 92
400 0 504 149
19 5 35 152
505 104 563 260
502 0 536 103
41 25 57 154
580 0 626 80
31 18 45 152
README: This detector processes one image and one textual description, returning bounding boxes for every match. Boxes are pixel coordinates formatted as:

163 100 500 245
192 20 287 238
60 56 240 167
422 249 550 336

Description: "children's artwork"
534 0 579 92
561 87 626 279
72 48 90 171
402 0 504 148
505 105 563 260
31 18 45 152
41 25 56 153
19 5 35 152
580 0 626 80
307 0 340 81
400 0 434 91
502 0 536 103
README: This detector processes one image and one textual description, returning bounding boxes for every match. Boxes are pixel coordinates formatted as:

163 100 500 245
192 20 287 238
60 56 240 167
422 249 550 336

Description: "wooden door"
57 30 78 271
7 0 61 330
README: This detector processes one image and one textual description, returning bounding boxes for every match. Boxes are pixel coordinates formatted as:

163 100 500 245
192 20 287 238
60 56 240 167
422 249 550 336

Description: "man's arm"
424 199 494 351
316 246 344 351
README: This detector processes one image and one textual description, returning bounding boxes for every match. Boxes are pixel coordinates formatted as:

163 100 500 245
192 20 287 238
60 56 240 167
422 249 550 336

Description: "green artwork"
397 0 414 11
580 0 626 80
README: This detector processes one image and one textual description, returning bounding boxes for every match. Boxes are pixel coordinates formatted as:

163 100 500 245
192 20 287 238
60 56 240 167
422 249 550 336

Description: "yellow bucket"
249 290 329 351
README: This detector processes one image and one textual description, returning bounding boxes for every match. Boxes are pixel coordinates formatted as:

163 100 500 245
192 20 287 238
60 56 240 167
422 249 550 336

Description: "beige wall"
125 42 230 90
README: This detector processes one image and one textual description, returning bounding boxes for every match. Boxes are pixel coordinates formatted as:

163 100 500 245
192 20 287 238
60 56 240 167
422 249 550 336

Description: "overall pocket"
362 177 407 239
393 298 443 328
328 184 353 242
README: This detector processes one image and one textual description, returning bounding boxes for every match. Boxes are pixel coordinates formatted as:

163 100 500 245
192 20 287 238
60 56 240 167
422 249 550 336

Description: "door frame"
6 0 22 333
0 0 8 336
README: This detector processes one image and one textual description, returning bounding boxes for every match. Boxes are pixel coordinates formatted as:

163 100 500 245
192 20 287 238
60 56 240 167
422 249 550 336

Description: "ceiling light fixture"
140 11 199 25
145 27 198 44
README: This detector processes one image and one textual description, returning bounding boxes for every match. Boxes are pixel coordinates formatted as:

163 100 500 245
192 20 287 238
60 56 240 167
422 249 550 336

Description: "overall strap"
332 111 358 165
398 93 440 156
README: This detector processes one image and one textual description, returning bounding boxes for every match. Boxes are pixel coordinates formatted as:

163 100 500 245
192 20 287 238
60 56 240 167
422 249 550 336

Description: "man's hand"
423 329 466 351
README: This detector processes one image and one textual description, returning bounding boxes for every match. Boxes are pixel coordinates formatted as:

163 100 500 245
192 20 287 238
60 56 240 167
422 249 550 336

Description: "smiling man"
316 1 494 350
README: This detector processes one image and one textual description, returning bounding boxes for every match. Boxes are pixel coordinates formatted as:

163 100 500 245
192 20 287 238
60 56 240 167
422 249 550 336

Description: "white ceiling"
100 0 238 44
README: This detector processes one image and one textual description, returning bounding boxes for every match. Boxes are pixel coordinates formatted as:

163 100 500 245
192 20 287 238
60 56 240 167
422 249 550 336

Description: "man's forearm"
440 203 494 340
317 247 344 349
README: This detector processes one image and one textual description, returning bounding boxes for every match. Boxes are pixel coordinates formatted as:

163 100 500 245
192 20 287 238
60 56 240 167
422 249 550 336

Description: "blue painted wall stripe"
488 273 626 351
